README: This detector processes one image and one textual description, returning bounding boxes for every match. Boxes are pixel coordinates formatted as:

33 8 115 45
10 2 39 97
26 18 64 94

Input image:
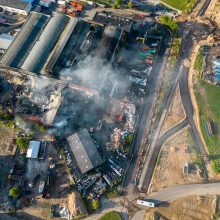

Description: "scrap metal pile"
109 99 136 149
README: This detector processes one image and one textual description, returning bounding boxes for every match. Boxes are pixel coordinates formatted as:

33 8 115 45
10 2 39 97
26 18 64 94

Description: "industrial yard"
0 2 167 217
1 0 220 219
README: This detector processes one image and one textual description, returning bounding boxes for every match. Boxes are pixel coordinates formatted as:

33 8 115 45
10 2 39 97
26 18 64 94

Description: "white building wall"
1 5 28 15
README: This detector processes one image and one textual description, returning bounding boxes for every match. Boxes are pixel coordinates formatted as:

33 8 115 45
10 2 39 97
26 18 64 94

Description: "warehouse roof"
0 0 32 10
0 34 14 50
21 12 69 73
26 141 41 159
0 12 49 68
67 129 103 174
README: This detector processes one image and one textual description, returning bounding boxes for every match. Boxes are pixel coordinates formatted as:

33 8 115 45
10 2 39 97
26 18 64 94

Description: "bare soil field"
144 195 217 220
0 125 15 156
150 129 205 193
160 85 185 136
205 0 220 27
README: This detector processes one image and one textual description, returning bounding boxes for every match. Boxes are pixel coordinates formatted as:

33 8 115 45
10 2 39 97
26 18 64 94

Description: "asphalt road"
145 182 220 202
179 67 207 155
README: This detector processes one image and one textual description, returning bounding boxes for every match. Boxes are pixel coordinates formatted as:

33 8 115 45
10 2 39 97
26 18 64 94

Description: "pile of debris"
120 100 136 132
110 128 122 148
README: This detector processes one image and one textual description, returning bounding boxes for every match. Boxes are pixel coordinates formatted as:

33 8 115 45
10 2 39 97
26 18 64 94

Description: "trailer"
38 181 45 194
137 199 159 207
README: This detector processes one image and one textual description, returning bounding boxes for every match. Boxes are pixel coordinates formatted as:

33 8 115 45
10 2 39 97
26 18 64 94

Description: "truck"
38 181 45 194
137 199 161 207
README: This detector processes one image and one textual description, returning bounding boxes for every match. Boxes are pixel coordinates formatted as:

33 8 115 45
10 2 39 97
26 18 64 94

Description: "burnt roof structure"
0 0 31 10
67 129 103 174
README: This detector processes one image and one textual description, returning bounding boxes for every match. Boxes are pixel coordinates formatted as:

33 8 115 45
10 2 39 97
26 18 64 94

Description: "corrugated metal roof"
0 12 49 67
26 140 40 158
67 129 103 174
21 12 69 73
0 34 14 50
0 0 31 10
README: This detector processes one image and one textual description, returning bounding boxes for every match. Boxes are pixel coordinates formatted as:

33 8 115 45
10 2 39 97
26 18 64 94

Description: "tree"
127 1 133 9
115 0 122 7
91 200 100 210
16 137 30 151
9 187 21 197
159 15 178 33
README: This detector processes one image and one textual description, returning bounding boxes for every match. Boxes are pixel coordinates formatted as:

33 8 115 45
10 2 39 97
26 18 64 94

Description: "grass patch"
194 52 206 77
194 80 220 173
156 149 163 166
161 0 198 12
99 211 122 220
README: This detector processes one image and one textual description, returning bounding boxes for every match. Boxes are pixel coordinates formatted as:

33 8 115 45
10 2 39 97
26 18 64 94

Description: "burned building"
0 11 127 96
67 129 103 174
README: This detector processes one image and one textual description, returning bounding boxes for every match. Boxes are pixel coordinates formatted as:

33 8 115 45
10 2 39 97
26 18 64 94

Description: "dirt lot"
150 129 205 193
0 125 15 156
205 0 220 27
160 85 185 136
144 195 217 220
0 125 16 203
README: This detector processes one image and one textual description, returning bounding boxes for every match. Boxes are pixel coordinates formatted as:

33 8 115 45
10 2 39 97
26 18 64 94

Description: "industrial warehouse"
0 11 129 94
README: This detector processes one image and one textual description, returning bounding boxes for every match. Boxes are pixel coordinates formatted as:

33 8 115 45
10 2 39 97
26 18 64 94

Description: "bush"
9 187 21 197
36 123 47 132
115 0 122 7
91 200 100 211
159 15 179 33
16 137 30 151
99 211 122 220
127 1 133 8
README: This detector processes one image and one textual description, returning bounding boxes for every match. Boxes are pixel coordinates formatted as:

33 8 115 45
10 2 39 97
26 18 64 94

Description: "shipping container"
145 59 153 65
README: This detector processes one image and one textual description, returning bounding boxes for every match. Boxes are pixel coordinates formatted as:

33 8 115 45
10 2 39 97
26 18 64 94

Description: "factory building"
0 12 50 68
67 129 103 174
0 0 33 15
21 13 69 73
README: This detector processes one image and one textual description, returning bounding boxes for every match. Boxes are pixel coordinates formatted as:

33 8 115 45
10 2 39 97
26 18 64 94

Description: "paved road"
197 0 211 16
138 32 194 192
179 66 207 155
145 182 220 202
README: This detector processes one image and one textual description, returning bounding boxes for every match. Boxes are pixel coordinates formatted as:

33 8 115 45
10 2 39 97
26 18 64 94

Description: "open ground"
144 195 217 220
150 128 205 193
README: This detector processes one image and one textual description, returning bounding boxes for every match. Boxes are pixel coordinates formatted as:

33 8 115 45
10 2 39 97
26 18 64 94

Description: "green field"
161 0 198 11
194 80 220 173
99 211 122 220
194 52 206 78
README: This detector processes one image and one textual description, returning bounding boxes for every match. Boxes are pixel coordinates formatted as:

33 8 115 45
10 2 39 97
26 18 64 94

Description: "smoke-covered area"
59 55 109 92
49 87 108 137
56 25 127 95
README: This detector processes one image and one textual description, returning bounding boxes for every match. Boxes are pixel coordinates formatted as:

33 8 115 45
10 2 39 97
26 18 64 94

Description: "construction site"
0 8 167 217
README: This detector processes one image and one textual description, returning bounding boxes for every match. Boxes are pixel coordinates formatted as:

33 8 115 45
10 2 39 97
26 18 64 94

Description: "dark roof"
0 0 31 10
67 129 103 174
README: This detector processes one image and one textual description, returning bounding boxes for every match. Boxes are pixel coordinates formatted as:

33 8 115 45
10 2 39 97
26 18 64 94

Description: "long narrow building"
0 12 49 68
21 13 69 73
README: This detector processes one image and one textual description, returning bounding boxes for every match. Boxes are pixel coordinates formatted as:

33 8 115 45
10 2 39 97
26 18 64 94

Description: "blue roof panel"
21 0 34 3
